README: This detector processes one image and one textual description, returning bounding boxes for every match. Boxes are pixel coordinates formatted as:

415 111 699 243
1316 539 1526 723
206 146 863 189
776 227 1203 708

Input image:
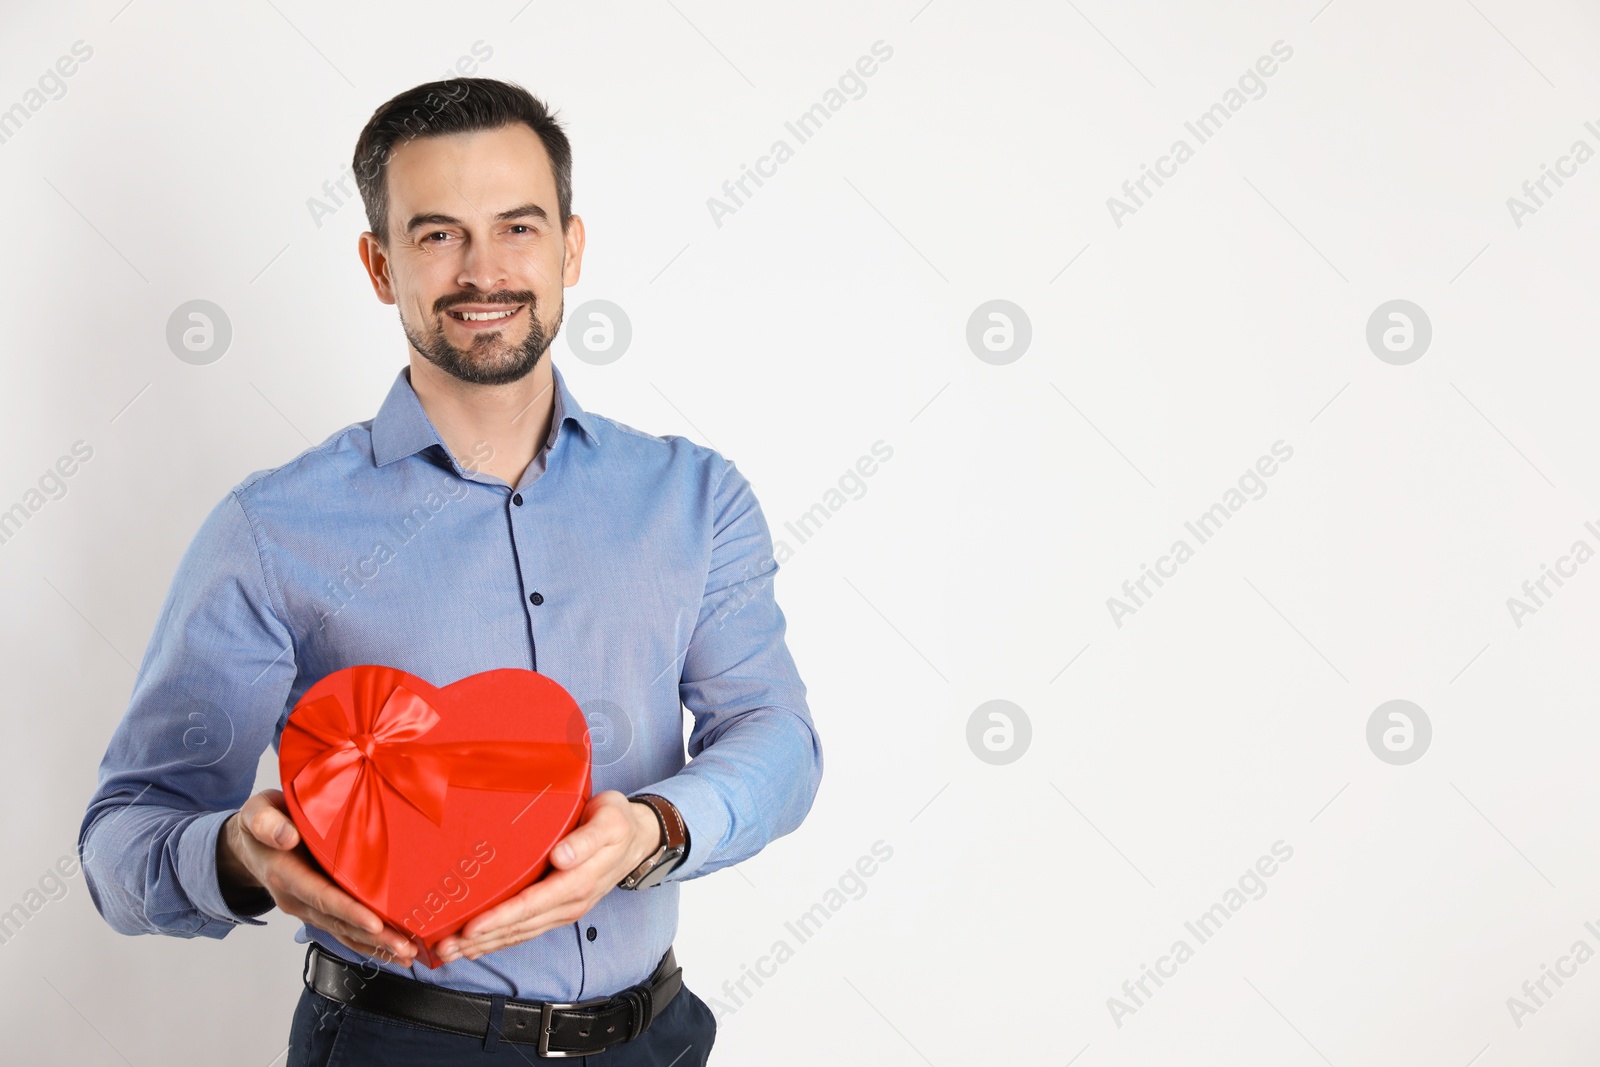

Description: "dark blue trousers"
286 978 718 1066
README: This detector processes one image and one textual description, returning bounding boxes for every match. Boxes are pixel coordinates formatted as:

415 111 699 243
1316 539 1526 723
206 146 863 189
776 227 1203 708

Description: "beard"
402 289 563 386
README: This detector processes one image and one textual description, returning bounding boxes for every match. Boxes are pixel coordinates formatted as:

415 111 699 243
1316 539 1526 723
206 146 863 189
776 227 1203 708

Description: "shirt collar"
370 360 598 470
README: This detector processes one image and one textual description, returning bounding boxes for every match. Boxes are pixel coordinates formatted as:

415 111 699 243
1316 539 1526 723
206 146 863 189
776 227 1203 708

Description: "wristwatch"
618 793 688 890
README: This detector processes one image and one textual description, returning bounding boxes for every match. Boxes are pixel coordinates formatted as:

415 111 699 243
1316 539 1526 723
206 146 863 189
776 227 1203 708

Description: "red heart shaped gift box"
278 664 592 968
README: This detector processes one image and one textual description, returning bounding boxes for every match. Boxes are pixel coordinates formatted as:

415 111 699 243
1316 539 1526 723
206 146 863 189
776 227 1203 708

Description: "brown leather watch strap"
621 794 687 889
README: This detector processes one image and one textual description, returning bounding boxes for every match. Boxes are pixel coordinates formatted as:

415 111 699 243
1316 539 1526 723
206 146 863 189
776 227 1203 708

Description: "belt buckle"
537 993 617 1057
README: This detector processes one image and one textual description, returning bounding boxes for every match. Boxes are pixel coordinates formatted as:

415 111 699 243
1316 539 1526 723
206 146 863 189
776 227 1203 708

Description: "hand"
217 788 418 967
433 790 661 963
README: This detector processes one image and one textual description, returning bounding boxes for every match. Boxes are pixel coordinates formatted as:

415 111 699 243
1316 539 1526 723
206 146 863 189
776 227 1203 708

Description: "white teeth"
452 308 518 321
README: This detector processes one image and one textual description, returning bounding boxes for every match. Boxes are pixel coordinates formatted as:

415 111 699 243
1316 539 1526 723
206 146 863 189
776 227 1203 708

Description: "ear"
561 214 586 288
358 232 397 305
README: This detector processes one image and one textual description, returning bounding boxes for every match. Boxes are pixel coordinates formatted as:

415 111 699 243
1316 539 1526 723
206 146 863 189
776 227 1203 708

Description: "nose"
455 232 512 294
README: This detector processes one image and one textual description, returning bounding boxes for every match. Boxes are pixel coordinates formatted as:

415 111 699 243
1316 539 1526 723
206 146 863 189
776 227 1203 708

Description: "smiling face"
358 123 584 386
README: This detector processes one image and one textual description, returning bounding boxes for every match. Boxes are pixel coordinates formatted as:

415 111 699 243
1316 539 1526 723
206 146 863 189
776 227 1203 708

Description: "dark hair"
351 77 573 242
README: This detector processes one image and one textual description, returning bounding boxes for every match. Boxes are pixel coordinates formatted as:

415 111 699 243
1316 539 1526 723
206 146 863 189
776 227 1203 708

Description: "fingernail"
274 824 294 846
554 843 574 864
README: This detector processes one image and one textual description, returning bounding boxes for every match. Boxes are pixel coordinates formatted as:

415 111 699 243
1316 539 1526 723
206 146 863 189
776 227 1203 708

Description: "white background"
3 0 1600 1064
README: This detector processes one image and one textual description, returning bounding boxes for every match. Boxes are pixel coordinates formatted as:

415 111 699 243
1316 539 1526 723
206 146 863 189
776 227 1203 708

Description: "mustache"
434 291 537 314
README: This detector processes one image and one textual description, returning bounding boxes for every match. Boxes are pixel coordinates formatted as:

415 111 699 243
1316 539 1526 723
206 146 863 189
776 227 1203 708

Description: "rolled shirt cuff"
628 774 728 883
176 808 273 931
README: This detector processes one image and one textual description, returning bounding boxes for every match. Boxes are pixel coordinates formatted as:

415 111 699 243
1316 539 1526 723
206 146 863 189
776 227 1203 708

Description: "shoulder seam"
588 412 664 445
225 491 297 668
708 453 743 547
587 412 728 461
234 424 366 497
712 452 735 498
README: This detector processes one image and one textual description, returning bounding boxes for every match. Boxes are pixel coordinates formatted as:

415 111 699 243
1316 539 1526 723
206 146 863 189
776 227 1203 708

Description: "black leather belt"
303 940 683 1057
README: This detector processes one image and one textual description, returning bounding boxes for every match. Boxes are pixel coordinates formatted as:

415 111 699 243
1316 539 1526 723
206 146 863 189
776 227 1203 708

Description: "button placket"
507 484 544 672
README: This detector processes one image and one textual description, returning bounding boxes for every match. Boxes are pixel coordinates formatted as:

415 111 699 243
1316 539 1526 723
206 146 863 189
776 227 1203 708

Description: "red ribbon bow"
283 667 576 912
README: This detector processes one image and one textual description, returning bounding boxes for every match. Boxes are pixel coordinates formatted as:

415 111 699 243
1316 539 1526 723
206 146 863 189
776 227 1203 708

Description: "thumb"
551 834 579 866
248 800 300 850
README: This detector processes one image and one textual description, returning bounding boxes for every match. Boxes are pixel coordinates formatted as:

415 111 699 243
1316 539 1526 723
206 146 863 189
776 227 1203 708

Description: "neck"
406 353 556 489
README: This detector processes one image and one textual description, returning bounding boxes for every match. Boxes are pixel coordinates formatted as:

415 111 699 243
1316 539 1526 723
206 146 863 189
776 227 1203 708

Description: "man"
77 77 823 1065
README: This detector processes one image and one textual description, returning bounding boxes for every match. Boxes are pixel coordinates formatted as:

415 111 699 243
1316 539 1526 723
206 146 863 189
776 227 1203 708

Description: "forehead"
384 124 558 220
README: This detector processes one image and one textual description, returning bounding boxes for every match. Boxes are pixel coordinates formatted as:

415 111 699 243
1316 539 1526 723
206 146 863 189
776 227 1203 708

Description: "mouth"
444 304 524 329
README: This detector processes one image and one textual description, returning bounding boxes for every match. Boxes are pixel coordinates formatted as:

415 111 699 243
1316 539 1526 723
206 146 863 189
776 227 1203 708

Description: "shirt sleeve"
77 488 298 938
630 457 824 882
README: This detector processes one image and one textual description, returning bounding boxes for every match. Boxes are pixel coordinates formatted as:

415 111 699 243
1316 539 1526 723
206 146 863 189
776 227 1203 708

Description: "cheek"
526 249 568 295
398 256 455 310
403 293 440 326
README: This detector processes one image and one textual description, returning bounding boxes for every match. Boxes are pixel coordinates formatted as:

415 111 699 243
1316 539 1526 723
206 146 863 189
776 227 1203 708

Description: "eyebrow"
403 202 550 235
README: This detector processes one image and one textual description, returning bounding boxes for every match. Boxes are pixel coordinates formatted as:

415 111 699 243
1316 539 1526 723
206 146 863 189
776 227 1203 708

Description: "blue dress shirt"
77 361 823 1000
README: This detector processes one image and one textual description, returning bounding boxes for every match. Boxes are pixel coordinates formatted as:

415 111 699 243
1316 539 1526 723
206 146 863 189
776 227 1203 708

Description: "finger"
274 888 387 953
308 906 415 962
457 883 601 959
465 838 626 944
346 930 415 964
456 863 585 941
460 919 552 960
279 889 411 959
463 906 579 958
297 862 391 937
274 856 415 959
440 898 553 958
465 877 563 938
446 916 533 958
438 813 628 957
330 929 400 961
274 854 383 934
335 933 418 969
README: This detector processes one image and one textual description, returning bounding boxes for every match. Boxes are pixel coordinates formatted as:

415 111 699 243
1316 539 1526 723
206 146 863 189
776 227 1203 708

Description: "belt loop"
641 984 658 1033
483 993 507 1053
625 988 648 1041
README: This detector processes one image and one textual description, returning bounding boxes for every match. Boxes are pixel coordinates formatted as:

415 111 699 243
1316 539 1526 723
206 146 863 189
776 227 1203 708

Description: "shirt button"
586 926 597 942
529 591 544 606
512 493 523 506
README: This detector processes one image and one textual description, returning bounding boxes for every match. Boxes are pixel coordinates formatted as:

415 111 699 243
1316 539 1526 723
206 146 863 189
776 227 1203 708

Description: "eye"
424 231 454 243
508 224 534 235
